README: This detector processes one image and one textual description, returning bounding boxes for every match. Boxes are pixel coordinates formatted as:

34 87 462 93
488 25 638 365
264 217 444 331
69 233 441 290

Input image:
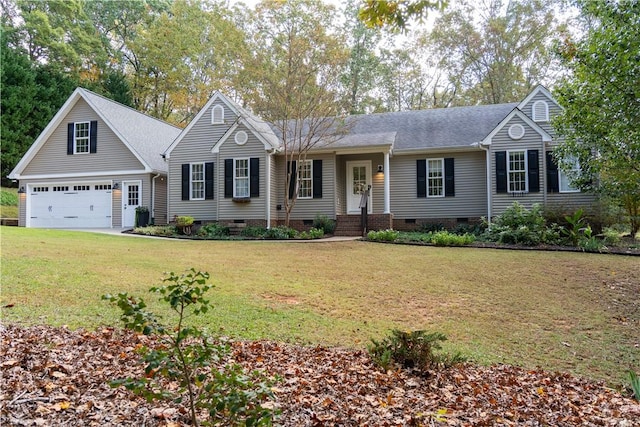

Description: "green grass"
1 226 638 386
0 187 18 218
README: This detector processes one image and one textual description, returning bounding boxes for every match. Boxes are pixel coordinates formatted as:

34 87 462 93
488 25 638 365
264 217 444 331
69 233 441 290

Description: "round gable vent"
235 131 248 145
508 124 525 140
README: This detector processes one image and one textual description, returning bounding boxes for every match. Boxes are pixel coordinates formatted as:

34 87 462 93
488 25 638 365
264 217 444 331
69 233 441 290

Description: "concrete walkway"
64 228 362 242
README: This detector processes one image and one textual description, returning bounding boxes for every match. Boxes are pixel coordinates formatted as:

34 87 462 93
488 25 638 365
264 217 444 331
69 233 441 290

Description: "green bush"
368 330 466 373
396 231 433 243
451 223 485 236
241 226 268 238
175 215 194 226
264 226 297 239
312 214 336 234
197 222 230 238
367 229 399 242
602 228 622 246
484 202 562 246
418 222 445 233
298 227 325 239
103 269 278 426
0 188 18 206
430 230 475 246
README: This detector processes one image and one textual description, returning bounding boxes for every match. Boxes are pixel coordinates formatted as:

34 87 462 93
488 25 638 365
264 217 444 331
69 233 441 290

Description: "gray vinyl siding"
153 175 168 225
167 100 236 221
390 151 487 219
520 92 561 137
546 192 598 213
22 99 144 175
490 115 545 215
276 153 336 220
218 126 267 221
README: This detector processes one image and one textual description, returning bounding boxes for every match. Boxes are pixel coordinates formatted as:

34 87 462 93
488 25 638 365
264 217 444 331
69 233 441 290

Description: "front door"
346 161 372 214
122 181 141 227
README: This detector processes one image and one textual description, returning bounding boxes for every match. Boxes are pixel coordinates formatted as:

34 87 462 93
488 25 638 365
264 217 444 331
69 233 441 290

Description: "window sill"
232 197 251 203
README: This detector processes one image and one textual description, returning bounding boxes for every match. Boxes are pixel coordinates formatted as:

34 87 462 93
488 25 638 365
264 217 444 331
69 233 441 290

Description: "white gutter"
384 151 390 214
152 173 161 223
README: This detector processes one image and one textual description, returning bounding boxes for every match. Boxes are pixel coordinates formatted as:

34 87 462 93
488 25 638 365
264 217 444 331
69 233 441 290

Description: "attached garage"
28 183 112 228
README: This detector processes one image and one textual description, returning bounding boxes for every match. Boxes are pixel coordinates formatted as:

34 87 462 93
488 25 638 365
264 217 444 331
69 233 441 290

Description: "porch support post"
384 151 390 214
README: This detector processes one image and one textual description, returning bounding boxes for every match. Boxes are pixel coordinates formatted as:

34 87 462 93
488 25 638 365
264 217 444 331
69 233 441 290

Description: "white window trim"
74 121 90 154
211 105 224 124
233 158 250 198
532 100 549 122
297 160 313 199
559 158 580 193
426 158 445 198
507 150 528 193
190 162 205 200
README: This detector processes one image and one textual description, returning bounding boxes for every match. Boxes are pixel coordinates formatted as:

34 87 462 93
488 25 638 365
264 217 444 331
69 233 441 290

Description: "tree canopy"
553 0 640 236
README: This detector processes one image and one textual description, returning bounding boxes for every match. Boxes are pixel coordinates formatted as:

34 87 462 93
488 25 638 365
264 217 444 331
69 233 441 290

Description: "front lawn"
1 226 638 386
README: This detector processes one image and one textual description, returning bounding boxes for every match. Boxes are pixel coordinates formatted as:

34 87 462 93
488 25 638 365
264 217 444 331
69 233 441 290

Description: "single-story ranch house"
9 85 594 234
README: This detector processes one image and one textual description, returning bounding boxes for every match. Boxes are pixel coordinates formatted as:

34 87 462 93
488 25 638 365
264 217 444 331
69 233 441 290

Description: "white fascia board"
13 169 150 180
481 108 553 145
518 84 563 111
394 146 478 155
8 88 84 179
165 91 238 158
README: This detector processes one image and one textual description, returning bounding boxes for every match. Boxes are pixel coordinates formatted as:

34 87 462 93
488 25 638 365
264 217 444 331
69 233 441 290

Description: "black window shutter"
528 150 540 193
181 164 190 200
416 159 426 198
89 120 98 153
444 158 455 197
546 151 559 193
250 158 259 197
288 161 297 200
496 151 507 193
67 123 74 155
312 159 322 198
224 159 233 198
205 162 214 200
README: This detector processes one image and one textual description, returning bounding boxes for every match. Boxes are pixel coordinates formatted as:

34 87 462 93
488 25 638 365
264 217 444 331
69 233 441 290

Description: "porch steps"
334 215 364 237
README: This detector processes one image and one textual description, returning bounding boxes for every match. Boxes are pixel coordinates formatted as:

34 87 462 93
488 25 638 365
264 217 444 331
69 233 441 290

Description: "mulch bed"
2 324 638 426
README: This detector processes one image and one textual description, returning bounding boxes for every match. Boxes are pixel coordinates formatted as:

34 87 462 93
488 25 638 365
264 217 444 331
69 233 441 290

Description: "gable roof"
325 103 519 153
9 88 181 179
480 107 553 145
164 91 280 157
517 84 561 111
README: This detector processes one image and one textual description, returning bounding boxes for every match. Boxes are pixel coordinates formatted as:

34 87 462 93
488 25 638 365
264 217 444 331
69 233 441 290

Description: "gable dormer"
517 85 562 135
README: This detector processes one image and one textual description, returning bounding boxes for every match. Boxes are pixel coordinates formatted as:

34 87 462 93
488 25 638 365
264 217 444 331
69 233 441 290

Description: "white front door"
346 161 372 214
122 181 141 227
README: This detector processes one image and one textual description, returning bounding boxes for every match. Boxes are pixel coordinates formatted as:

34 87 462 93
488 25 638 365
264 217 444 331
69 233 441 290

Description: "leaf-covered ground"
1 325 638 426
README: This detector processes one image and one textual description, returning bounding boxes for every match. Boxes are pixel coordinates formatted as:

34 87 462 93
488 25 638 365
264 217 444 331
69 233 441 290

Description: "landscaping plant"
102 269 278 426
368 329 466 374
312 214 336 234
366 229 399 242
483 202 561 245
629 370 640 402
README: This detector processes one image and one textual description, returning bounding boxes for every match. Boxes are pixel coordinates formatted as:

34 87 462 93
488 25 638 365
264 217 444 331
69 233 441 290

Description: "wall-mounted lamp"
112 182 120 191
377 164 384 174
18 186 26 194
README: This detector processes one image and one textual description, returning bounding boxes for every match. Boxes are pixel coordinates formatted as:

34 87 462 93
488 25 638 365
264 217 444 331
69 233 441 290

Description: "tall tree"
240 0 350 226
359 0 446 32
429 0 563 105
553 0 640 237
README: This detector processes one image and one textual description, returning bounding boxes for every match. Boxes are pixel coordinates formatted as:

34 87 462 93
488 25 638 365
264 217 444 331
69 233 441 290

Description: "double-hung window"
234 158 249 198
190 163 204 200
559 157 580 193
297 160 312 199
74 122 90 154
427 159 444 197
508 150 527 193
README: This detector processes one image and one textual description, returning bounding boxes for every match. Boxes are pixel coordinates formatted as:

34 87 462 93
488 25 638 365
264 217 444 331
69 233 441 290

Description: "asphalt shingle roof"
80 89 182 172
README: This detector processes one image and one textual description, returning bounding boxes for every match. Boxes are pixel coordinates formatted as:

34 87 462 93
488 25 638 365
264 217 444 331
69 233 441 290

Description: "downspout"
266 151 272 229
478 143 492 224
152 173 161 224
383 150 390 214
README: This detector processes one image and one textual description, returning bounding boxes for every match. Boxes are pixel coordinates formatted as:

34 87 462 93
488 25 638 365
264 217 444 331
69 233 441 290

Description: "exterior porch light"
17 186 26 194
112 182 120 191
377 164 384 174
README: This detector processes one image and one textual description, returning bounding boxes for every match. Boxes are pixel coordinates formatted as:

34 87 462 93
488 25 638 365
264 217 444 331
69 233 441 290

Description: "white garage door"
28 183 112 228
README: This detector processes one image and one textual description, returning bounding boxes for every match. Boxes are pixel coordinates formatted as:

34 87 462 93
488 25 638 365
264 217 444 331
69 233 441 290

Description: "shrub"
175 215 194 226
430 230 475 246
484 202 562 246
418 222 445 233
298 227 325 239
0 189 18 206
197 222 230 238
102 269 278 426
241 226 268 238
602 228 622 246
367 229 399 242
368 330 466 373
451 223 485 236
312 214 336 234
264 226 297 239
